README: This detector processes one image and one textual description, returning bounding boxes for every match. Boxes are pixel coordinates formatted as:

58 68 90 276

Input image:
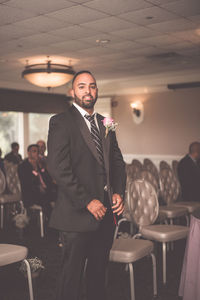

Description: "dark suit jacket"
177 154 200 202
47 105 126 232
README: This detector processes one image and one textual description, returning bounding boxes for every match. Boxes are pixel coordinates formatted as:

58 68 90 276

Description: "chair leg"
0 204 4 229
186 214 189 227
128 263 135 300
23 259 34 300
162 242 167 285
39 210 44 238
150 253 157 297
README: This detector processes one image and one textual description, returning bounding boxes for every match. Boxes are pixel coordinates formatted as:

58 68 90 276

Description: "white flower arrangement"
102 117 118 138
20 257 44 274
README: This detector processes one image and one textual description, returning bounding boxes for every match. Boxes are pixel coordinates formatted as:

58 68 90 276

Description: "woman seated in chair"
18 144 56 219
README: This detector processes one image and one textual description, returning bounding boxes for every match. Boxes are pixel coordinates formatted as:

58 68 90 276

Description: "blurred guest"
37 139 47 167
18 144 56 218
178 141 200 202
4 142 22 165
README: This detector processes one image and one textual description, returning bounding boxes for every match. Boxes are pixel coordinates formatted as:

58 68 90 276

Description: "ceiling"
0 0 200 96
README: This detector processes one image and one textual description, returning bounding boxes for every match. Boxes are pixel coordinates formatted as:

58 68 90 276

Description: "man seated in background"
37 139 47 167
178 141 200 202
18 144 56 219
4 142 22 165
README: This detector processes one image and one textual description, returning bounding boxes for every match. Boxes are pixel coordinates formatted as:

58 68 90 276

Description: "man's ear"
69 88 74 98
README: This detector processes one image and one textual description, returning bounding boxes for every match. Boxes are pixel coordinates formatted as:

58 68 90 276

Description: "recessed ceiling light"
96 39 110 44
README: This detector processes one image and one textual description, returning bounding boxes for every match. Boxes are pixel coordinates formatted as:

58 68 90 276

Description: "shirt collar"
73 102 96 117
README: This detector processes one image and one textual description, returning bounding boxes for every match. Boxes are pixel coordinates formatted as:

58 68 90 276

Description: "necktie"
85 114 104 166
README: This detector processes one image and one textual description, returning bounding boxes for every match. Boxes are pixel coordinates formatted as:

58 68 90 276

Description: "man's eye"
91 85 96 89
79 86 84 89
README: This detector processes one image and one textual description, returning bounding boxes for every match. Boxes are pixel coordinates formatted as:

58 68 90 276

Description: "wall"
112 87 200 162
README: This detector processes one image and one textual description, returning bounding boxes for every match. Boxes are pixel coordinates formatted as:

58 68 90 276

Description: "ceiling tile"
50 39 93 51
0 4 38 25
161 0 200 18
84 0 153 15
106 40 142 51
0 24 34 42
145 0 179 5
119 6 179 26
5 0 76 14
148 18 198 33
77 46 119 56
78 33 124 46
111 26 161 40
13 15 70 35
46 5 108 25
172 29 200 43
136 34 181 46
81 16 134 32
49 25 98 39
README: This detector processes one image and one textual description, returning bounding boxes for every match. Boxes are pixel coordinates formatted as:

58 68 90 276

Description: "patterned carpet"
0 221 185 300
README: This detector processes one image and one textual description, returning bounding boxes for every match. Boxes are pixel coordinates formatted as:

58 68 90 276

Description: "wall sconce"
130 101 144 124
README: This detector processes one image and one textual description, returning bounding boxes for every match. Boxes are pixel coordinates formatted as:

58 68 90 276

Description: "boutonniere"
102 117 118 138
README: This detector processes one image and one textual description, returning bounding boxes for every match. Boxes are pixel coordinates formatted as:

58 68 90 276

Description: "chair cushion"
140 225 189 242
0 193 21 204
159 205 188 218
109 238 153 263
0 244 28 266
173 202 200 213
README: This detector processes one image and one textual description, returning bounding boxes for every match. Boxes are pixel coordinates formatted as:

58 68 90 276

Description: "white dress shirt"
73 102 100 131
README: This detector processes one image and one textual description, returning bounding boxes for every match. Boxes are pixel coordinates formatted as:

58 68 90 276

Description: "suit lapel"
70 105 102 165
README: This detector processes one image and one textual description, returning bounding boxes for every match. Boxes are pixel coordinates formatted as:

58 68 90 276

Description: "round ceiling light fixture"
22 58 75 90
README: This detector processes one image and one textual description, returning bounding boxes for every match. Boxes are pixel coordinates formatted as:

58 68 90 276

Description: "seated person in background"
37 140 47 167
18 144 56 219
4 142 22 165
178 141 200 202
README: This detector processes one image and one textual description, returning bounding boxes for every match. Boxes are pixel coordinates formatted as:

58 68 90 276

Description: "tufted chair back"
0 169 6 195
127 160 143 181
172 160 179 178
138 170 159 195
159 160 171 171
143 158 160 187
4 162 21 194
159 168 179 205
128 179 159 227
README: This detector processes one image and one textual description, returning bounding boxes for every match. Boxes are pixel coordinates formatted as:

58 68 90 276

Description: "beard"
74 93 97 109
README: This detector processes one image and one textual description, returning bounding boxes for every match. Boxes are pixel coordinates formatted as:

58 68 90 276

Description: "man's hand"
87 199 107 220
112 194 124 215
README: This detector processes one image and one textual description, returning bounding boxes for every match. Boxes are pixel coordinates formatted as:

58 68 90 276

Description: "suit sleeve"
47 115 93 209
110 131 126 197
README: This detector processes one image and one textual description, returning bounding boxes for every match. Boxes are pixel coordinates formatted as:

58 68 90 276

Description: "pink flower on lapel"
102 117 118 138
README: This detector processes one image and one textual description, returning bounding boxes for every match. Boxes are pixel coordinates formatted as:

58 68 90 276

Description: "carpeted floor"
0 221 185 300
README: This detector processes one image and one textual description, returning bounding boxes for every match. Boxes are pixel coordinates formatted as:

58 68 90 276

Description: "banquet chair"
160 169 200 225
0 165 22 229
0 243 34 300
120 179 189 284
109 235 157 300
159 168 189 225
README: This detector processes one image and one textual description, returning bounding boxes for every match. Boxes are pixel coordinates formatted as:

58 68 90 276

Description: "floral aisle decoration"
20 257 45 278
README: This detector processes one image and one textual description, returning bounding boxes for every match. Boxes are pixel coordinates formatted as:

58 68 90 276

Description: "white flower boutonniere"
102 117 118 138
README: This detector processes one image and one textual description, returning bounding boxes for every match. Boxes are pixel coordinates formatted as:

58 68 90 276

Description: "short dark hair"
72 70 94 87
11 142 19 149
189 141 200 154
27 144 39 152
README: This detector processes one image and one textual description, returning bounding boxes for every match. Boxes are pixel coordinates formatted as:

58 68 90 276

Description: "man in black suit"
178 141 200 202
47 70 126 300
4 142 22 165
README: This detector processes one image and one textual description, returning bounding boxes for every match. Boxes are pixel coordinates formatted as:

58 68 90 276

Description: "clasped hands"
87 193 124 221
